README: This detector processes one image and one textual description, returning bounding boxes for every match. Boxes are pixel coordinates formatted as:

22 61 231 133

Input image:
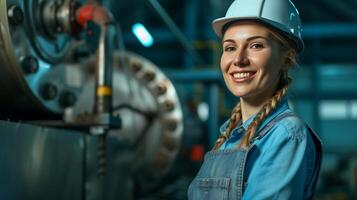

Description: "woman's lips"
230 71 256 83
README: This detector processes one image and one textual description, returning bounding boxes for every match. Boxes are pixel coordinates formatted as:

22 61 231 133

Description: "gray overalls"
187 112 322 200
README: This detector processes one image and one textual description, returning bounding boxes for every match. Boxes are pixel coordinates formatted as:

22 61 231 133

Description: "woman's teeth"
233 72 252 79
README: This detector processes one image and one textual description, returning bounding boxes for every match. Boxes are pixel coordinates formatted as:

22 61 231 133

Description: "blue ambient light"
132 23 154 47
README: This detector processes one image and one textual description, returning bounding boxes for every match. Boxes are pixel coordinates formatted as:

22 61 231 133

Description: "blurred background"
0 0 356 199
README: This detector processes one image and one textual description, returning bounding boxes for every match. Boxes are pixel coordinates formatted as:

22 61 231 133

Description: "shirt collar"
219 96 290 133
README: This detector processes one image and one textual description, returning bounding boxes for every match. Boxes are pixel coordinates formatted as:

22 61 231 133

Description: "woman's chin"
230 90 251 98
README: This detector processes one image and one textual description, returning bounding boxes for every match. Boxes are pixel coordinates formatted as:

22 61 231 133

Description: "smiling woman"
188 0 323 200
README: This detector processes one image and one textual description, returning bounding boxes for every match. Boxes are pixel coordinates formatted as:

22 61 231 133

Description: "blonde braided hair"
212 102 242 150
213 78 291 150
239 78 291 148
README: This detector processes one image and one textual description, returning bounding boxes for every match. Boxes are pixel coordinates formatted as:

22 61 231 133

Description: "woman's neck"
240 90 275 122
239 83 279 123
240 98 265 123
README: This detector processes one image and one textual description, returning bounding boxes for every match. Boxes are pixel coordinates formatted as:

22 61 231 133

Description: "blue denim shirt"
219 98 318 199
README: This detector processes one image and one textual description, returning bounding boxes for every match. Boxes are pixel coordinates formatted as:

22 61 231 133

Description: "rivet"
162 100 174 112
143 70 155 82
21 56 39 74
59 91 77 108
165 119 177 131
41 83 58 100
162 136 179 152
130 62 142 73
155 82 167 96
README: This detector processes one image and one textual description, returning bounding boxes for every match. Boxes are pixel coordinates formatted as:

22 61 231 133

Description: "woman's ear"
283 49 296 69
284 57 292 69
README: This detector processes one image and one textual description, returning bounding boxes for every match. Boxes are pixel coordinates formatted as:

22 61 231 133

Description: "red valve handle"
76 4 112 28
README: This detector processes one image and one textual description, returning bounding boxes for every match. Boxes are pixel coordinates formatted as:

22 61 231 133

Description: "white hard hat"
212 0 304 52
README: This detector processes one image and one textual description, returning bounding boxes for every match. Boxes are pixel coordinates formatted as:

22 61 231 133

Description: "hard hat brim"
212 17 304 52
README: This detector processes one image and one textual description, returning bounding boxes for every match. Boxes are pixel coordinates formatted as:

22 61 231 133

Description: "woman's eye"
224 46 236 52
250 43 263 49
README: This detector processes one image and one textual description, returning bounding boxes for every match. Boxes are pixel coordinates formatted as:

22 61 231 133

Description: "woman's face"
220 21 285 101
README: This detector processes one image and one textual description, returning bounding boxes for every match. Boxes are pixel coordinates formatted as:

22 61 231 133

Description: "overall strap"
255 112 296 140
305 126 323 199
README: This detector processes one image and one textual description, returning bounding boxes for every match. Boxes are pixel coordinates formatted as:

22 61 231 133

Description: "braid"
239 78 292 149
213 78 291 150
213 102 242 150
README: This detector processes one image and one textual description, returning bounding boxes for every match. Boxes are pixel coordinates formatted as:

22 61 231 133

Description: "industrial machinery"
0 0 183 199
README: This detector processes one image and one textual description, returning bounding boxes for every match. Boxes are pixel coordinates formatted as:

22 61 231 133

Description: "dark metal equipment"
0 0 82 119
0 120 138 200
0 0 183 199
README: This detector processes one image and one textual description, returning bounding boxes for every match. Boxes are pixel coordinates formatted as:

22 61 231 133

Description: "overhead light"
132 23 154 47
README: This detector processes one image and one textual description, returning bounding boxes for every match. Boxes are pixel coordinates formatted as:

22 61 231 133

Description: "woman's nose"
233 49 249 67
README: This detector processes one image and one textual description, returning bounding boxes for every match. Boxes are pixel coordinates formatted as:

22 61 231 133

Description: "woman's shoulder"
268 111 310 142
278 111 306 128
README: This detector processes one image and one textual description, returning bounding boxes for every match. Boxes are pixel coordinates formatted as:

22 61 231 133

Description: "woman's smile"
230 71 257 83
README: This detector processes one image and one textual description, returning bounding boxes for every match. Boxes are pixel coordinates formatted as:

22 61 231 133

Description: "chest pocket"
192 178 230 200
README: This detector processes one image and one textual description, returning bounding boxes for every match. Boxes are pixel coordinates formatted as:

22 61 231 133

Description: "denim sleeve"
242 118 309 200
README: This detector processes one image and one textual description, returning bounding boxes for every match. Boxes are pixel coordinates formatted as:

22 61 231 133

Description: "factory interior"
0 0 356 199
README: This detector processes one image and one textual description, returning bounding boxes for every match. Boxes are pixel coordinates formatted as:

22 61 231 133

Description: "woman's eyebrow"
246 36 268 41
222 36 268 44
222 39 235 44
